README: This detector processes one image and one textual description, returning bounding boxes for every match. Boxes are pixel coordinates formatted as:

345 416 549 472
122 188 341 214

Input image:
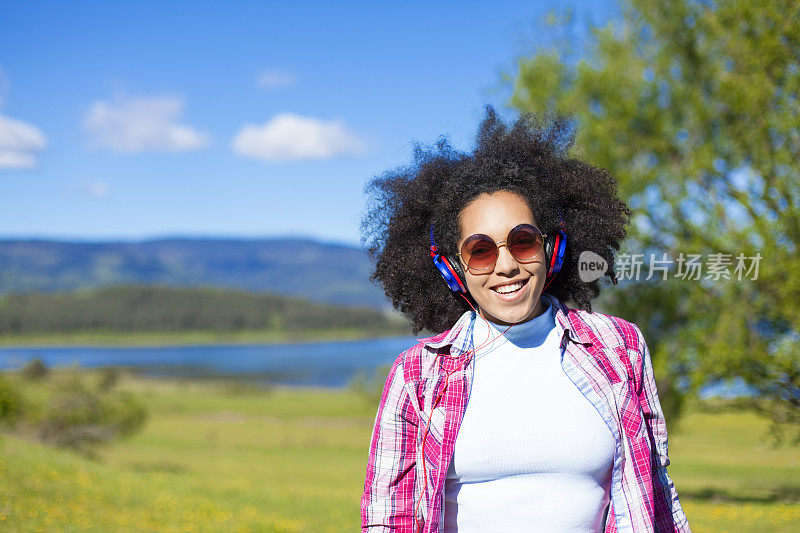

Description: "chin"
485 303 537 325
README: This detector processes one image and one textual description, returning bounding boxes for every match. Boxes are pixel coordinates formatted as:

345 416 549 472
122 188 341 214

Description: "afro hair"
361 106 631 333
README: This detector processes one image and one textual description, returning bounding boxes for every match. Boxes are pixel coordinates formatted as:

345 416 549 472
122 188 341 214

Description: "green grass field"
1 374 798 532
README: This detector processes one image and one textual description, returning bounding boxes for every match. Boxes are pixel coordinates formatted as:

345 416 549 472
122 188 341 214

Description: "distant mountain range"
0 238 387 309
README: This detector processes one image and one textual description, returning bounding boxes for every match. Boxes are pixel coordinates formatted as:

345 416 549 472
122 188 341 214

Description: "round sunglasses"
456 223 546 273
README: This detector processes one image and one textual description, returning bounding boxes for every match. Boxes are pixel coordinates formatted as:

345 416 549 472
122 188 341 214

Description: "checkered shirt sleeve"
361 354 419 531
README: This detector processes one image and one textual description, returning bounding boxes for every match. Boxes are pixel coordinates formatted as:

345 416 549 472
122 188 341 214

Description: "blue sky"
0 0 615 246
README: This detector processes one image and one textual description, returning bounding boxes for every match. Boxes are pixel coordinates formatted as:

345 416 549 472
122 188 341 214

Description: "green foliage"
0 373 24 425
21 357 48 380
512 0 800 441
0 285 409 337
4 368 148 454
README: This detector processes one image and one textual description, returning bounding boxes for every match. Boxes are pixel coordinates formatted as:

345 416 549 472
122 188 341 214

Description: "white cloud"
0 113 47 169
83 95 210 153
256 70 296 89
231 113 366 161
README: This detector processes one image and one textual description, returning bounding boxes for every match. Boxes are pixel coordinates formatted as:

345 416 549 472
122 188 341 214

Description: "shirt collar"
417 308 474 353
418 292 594 353
543 293 595 346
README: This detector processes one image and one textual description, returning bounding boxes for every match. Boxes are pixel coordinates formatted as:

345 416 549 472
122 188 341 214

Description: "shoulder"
560 305 651 388
569 307 646 353
392 339 429 384
545 293 646 353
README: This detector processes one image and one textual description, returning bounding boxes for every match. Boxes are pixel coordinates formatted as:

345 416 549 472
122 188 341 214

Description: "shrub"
100 392 147 437
34 374 147 453
6 369 147 454
37 385 108 448
0 373 23 425
21 358 48 380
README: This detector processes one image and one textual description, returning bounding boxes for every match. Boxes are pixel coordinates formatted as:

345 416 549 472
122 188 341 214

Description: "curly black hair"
361 106 631 333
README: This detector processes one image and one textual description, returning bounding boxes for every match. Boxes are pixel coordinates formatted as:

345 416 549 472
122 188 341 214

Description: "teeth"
494 281 523 294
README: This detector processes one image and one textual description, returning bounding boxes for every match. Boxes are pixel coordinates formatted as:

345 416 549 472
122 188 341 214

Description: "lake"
0 336 420 388
0 336 752 396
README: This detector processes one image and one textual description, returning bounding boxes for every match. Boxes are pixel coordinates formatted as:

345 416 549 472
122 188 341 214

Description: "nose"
493 243 520 276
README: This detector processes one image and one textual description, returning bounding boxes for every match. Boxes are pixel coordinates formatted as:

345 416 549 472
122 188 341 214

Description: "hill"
0 238 386 308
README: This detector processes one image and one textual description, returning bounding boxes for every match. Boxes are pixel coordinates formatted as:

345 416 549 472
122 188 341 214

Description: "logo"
578 251 608 282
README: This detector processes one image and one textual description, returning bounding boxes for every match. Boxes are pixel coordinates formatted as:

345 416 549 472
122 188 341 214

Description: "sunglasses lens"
460 225 544 272
508 225 543 261
462 235 497 271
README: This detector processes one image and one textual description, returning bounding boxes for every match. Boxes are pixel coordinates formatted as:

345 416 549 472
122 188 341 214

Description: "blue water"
0 336 420 388
1 336 753 397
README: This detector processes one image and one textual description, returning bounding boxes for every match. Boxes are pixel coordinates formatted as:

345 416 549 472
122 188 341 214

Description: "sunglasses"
456 223 546 273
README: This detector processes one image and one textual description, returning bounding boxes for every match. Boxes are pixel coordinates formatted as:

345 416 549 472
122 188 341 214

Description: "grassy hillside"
1 374 798 531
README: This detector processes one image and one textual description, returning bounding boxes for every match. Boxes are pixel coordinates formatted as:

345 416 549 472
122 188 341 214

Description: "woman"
360 108 690 532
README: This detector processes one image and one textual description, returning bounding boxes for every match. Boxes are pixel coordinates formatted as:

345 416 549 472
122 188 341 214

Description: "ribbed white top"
443 301 615 532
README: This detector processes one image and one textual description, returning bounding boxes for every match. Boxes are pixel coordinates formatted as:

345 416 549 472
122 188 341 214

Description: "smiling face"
457 190 547 325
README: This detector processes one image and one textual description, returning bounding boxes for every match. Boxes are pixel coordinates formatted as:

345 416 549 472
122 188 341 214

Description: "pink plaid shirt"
361 294 690 532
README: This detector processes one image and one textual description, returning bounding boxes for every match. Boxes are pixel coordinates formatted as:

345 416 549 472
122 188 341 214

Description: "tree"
511 0 799 441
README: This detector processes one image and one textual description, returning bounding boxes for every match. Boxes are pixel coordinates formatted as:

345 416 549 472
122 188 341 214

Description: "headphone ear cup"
445 254 466 290
432 252 468 294
544 230 567 278
544 235 555 276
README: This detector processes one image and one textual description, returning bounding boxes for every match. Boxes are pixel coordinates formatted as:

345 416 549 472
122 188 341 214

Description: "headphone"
429 226 469 293
430 216 567 294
